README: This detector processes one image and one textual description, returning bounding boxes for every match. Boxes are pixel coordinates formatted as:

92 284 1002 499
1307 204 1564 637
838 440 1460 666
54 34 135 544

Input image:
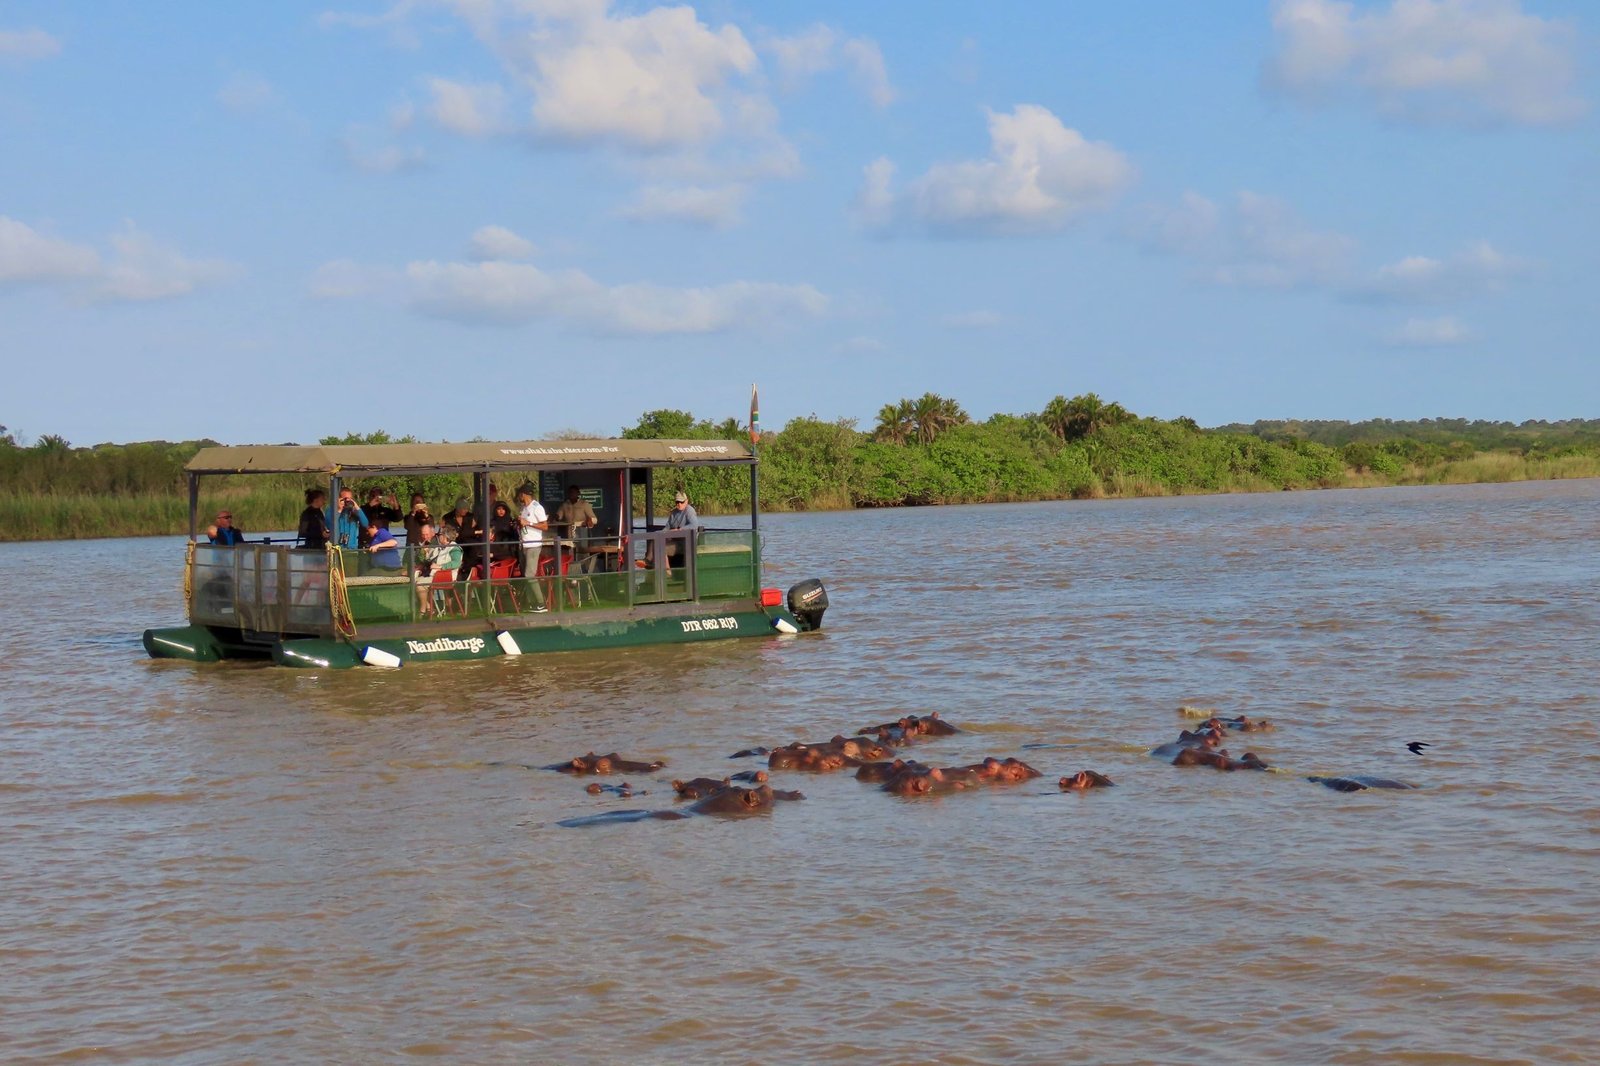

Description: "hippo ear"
742 790 761 807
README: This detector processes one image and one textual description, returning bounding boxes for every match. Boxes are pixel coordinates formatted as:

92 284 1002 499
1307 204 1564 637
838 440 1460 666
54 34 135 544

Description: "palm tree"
1044 393 1136 440
909 392 968 444
1041 395 1072 440
873 399 915 444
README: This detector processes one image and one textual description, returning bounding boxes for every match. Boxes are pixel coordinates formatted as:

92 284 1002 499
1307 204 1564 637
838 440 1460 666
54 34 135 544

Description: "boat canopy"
184 439 757 476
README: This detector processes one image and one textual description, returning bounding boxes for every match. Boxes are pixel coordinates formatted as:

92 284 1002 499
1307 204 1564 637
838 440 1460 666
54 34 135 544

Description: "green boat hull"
145 603 813 669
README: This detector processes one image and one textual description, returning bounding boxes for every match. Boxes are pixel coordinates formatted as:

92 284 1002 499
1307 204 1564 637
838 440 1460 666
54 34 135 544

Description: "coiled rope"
183 540 196 619
327 545 357 639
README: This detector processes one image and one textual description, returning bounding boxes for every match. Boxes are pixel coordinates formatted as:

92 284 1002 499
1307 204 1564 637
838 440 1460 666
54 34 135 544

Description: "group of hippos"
545 708 1419 826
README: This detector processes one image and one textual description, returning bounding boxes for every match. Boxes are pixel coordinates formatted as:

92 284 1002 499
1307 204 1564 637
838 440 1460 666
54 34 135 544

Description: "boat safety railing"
188 543 334 633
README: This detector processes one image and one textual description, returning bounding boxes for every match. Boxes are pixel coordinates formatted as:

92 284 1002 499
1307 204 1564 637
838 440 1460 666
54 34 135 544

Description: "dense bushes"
5 399 1600 541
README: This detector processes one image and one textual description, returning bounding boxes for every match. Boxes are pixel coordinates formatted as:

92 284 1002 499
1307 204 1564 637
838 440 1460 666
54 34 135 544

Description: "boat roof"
184 439 756 476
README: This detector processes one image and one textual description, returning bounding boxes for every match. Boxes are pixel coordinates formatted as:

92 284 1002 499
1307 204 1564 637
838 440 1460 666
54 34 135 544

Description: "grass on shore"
3 452 1597 542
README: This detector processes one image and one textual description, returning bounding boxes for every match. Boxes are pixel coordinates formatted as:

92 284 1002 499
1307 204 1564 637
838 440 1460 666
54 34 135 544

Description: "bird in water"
1406 741 1431 756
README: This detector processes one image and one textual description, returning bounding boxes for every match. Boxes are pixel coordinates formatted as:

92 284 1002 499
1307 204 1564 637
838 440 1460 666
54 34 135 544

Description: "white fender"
361 646 402 668
496 631 522 656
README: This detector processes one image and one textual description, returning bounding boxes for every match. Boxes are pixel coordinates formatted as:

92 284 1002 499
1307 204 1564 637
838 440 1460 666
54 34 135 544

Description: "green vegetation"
4 402 1599 542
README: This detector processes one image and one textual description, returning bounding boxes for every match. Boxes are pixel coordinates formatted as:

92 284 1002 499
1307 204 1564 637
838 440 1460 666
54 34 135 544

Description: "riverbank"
4 450 1596 543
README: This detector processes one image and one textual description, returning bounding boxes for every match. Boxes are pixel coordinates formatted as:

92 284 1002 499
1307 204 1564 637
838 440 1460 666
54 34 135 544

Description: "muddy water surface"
3 480 1598 1063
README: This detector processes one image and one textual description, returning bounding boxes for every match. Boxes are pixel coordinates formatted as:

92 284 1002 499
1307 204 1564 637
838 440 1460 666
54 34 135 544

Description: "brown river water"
3 480 1598 1064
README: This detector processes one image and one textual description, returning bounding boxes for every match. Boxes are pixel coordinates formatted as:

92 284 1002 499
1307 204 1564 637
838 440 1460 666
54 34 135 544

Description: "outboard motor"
786 579 828 631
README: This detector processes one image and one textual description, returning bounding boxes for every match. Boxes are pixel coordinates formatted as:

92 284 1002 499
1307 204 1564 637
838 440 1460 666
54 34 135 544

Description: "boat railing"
189 543 334 634
189 527 762 634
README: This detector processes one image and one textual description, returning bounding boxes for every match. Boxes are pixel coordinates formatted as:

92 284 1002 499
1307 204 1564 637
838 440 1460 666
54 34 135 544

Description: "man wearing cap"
206 510 247 546
660 489 698 571
516 483 550 611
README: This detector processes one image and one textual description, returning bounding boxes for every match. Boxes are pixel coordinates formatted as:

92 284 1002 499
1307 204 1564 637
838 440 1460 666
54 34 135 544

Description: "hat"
674 491 688 503
216 510 233 519
454 497 469 511
516 482 537 497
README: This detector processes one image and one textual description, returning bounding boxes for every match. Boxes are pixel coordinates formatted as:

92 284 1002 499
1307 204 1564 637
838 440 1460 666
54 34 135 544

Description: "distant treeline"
3 400 1599 541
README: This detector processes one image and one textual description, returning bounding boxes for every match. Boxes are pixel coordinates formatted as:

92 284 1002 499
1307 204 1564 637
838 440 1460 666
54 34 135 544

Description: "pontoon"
142 439 827 668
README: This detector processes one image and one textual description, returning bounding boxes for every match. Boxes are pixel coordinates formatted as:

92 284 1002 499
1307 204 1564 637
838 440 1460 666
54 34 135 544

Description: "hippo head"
853 739 892 760
999 758 1041 782
887 772 934 796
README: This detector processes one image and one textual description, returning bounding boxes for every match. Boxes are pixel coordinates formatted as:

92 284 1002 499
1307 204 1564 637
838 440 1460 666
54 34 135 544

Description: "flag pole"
749 383 760 531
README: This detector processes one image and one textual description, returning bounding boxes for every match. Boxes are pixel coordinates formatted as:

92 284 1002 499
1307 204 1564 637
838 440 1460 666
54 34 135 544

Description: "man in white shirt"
516 483 549 612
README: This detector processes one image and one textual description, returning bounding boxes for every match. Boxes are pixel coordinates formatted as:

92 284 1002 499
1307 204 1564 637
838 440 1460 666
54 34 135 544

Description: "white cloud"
942 310 1004 329
618 184 745 228
854 156 897 230
862 105 1134 237
766 24 836 83
316 228 828 335
765 24 895 107
0 216 234 302
841 38 895 109
339 125 427 173
1266 0 1585 126
1352 240 1529 302
1128 191 1222 256
521 5 758 149
1385 315 1472 346
93 225 238 302
406 259 826 333
1221 191 1357 287
426 76 506 136
467 225 536 261
0 28 60 60
324 2 845 218
217 72 277 115
0 216 101 282
309 259 393 300
1133 191 1356 288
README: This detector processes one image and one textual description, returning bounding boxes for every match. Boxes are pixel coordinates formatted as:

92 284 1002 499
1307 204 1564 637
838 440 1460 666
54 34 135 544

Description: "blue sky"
2 0 1596 446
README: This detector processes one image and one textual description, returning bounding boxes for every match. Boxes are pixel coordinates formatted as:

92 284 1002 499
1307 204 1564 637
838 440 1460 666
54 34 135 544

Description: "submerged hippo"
1308 775 1418 792
556 784 804 827
768 735 893 772
858 712 961 743
854 758 927 783
548 752 666 775
880 756 1042 796
671 776 733 800
1170 748 1270 771
671 772 780 799
687 783 804 814
584 781 641 797
1059 770 1116 790
1148 730 1225 760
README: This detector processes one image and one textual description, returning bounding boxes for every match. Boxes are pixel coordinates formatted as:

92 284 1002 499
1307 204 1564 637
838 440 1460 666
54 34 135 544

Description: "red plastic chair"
487 557 522 614
429 570 463 616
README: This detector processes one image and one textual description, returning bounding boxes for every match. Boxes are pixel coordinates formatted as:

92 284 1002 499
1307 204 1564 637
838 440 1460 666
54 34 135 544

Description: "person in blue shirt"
333 488 368 550
364 523 403 569
206 510 247 546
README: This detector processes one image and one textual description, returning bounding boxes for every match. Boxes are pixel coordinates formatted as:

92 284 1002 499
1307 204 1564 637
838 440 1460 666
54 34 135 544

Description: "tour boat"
142 439 827 668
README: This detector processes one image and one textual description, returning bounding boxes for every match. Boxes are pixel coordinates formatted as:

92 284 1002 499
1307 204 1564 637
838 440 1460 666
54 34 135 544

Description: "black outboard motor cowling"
786 579 828 631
